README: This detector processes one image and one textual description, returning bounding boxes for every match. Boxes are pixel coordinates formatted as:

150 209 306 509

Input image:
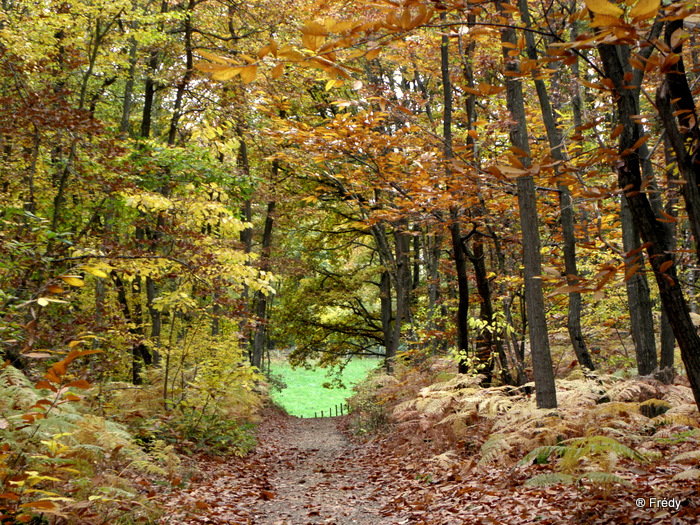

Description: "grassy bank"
268 358 381 417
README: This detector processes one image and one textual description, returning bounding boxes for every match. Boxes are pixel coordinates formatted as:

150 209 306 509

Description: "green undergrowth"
0 339 263 524
268 358 381 417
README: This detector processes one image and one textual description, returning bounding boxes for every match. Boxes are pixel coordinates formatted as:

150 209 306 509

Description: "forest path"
157 406 699 524
159 408 401 524
248 416 395 524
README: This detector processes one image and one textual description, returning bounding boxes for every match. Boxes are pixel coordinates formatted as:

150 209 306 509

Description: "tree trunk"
167 0 195 146
621 195 658 375
450 218 470 374
660 135 678 371
251 200 276 369
440 11 471 374
499 0 557 408
599 39 700 408
519 0 594 372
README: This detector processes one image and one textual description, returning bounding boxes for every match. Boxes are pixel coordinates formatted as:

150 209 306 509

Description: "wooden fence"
301 402 349 418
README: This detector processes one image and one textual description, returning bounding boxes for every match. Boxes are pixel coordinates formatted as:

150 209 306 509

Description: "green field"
268 358 381 417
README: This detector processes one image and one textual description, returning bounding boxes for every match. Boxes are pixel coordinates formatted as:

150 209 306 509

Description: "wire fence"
300 402 350 418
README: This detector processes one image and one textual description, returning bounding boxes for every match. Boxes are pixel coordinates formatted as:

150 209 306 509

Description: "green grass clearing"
268 358 381 417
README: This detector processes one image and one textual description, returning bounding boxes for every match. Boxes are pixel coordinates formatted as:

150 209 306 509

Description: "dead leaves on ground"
155 368 700 524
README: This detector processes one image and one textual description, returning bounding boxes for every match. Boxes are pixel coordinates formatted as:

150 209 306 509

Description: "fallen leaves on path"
157 406 699 524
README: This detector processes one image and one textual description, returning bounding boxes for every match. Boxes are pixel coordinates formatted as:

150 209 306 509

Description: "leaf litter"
158 399 700 524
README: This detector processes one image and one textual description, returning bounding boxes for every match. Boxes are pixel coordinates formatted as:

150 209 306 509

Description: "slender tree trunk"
450 217 470 374
372 223 401 371
660 135 678 372
119 36 138 136
440 11 471 374
499 0 557 408
599 36 700 408
167 0 195 146
251 200 276 369
140 0 169 139
621 195 658 375
519 0 594 372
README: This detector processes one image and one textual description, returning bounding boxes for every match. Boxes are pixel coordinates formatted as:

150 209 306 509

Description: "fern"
524 473 575 487
564 436 648 464
607 380 662 403
671 450 700 464
518 445 568 467
478 434 512 466
579 471 631 487
672 468 700 481
126 459 167 477
518 436 647 490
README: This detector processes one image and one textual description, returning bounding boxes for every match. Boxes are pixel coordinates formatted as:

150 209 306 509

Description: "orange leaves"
621 133 650 156
659 259 674 274
381 4 434 32
258 39 278 59
196 62 259 84
271 63 284 79
301 21 326 52
239 65 258 84
578 0 661 32
628 0 661 21
43 349 101 386
463 83 506 97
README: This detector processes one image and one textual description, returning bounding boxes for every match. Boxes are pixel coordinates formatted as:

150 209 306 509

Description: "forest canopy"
2 0 700 520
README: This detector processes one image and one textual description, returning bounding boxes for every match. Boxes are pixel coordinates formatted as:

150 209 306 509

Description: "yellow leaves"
589 13 623 27
271 63 284 79
301 20 328 37
583 0 660 27
195 49 258 83
81 265 110 278
300 20 329 52
628 0 660 21
239 65 257 84
586 0 624 17
463 83 506 97
258 39 278 59
302 33 324 52
197 49 236 65
325 78 344 91
123 191 172 212
196 63 257 83
278 45 305 62
59 275 84 287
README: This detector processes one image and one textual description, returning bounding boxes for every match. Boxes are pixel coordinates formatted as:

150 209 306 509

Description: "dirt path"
159 410 400 525
249 417 395 524
158 409 700 524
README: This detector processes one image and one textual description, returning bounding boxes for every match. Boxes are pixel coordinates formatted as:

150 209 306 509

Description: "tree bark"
440 11 471 374
599 39 700 407
499 0 557 408
519 0 594 372
621 194 658 375
251 200 276 369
